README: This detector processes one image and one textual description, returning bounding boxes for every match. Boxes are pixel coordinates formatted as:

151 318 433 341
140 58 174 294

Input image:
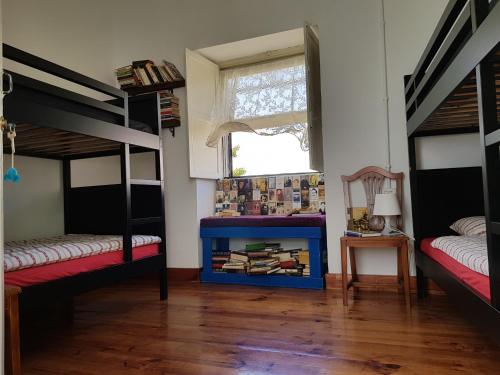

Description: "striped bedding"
4 234 161 272
431 235 489 276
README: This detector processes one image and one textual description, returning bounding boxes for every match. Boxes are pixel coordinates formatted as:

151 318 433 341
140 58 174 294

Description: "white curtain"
206 55 308 150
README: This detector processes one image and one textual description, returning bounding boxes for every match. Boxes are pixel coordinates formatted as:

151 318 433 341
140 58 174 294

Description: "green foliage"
231 144 240 158
231 144 246 176
232 167 247 177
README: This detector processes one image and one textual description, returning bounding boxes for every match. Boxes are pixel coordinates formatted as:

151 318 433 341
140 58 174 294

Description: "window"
185 25 322 179
215 56 313 176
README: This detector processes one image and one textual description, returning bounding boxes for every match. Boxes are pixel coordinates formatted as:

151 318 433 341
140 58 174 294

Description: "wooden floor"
21 280 500 375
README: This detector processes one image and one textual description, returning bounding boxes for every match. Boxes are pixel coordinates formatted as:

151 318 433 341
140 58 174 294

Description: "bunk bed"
2 43 168 309
405 0 499 344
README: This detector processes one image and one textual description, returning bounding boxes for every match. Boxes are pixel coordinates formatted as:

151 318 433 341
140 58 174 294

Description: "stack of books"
115 65 140 89
212 242 311 277
115 59 184 90
159 92 180 125
298 250 310 277
344 230 382 237
212 251 230 273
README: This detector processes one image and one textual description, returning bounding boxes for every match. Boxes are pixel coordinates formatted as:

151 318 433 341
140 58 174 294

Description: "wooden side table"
340 235 411 307
5 285 22 375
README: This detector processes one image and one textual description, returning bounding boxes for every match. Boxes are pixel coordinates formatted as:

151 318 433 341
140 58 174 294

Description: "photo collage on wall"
215 173 326 216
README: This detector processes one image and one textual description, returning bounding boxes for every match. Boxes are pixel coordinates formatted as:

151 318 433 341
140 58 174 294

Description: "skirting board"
325 273 444 295
167 268 200 282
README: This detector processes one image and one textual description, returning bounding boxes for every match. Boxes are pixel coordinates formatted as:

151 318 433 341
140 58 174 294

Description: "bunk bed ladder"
472 0 500 308
126 92 168 300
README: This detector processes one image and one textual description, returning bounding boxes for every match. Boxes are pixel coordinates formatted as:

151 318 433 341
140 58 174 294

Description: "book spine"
146 64 159 84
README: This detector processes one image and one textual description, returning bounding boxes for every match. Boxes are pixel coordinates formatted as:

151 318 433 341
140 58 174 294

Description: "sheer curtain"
206 55 309 150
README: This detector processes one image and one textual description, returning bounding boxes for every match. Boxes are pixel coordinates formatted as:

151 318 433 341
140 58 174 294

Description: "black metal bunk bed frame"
404 0 500 343
2 44 168 307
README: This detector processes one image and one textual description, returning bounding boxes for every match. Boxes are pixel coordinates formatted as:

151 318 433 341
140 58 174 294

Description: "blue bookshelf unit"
200 216 327 289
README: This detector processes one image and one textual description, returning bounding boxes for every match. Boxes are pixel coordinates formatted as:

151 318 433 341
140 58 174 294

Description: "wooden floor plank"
20 280 500 375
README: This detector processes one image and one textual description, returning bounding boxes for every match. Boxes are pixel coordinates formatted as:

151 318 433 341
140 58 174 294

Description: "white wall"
3 0 477 275
416 134 481 170
3 156 64 241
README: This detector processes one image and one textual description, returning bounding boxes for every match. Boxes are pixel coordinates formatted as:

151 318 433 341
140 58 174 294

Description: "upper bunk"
405 0 500 137
2 44 160 159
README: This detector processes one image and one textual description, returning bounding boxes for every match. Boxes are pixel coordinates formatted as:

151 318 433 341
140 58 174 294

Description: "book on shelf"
344 230 382 238
245 242 281 251
115 59 184 90
230 251 249 263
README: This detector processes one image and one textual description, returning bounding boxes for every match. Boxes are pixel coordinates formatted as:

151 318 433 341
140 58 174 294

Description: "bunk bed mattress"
4 243 159 287
4 234 161 272
421 238 490 300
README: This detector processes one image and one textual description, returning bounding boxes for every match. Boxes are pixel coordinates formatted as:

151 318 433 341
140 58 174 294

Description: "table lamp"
373 192 401 235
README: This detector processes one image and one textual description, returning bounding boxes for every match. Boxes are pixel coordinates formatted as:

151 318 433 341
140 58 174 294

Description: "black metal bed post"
121 93 132 263
408 136 425 298
62 158 71 234
405 74 426 298
155 92 168 300
472 0 500 308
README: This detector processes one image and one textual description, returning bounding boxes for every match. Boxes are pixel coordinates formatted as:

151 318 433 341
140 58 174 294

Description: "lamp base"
381 215 393 236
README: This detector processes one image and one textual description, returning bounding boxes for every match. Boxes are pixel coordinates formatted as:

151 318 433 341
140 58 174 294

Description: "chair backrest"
341 166 404 230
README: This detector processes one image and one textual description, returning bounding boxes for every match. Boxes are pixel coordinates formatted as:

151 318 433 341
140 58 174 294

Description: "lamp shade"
373 193 401 216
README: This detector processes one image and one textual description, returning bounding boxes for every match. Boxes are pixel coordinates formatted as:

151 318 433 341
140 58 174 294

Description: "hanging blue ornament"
4 167 20 183
4 123 20 183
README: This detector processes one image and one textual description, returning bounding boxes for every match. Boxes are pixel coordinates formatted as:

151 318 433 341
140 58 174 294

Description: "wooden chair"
340 166 410 306
341 166 404 230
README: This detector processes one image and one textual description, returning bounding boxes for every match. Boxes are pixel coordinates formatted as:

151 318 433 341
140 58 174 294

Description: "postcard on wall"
284 176 292 188
229 190 237 203
260 203 269 215
309 187 319 202
216 191 224 204
231 179 238 191
301 188 310 208
277 188 285 202
276 202 285 215
319 185 325 200
268 202 277 215
309 174 319 187
284 202 293 215
293 191 301 209
268 189 276 202
268 176 276 190
252 188 261 201
292 176 300 191
276 175 284 189
256 178 268 193
284 187 292 202
260 194 268 203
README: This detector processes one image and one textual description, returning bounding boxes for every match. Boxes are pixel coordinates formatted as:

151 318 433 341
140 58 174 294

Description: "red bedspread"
421 238 490 300
4 243 159 287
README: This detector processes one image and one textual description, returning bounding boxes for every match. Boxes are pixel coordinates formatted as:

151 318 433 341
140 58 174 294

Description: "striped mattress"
4 234 161 272
431 235 489 276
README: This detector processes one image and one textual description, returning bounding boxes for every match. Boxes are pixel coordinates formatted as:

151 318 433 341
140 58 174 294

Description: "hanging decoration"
4 122 20 183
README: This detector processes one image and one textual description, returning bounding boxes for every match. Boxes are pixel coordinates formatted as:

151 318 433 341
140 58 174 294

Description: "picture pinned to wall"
214 173 326 216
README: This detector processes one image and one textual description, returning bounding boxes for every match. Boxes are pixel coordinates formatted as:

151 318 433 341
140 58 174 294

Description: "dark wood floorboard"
20 280 500 375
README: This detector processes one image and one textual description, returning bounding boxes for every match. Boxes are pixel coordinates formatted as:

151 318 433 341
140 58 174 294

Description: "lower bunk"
417 235 500 345
3 233 167 375
5 234 167 305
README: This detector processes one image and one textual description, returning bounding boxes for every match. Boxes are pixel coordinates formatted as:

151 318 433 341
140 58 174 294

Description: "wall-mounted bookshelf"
122 80 185 96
